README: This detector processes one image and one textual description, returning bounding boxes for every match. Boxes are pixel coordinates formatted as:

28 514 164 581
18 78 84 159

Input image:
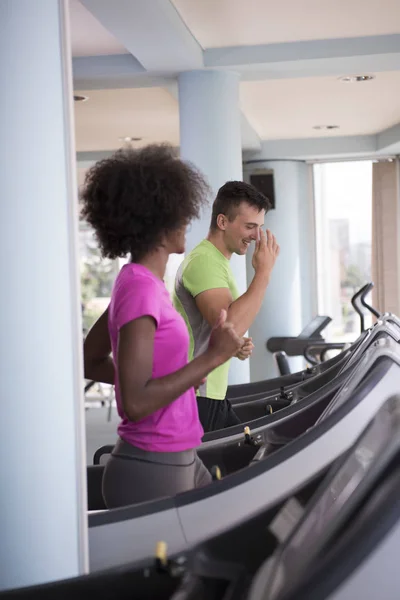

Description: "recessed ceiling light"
119 136 142 143
313 125 340 130
339 75 375 83
74 95 89 102
373 157 395 163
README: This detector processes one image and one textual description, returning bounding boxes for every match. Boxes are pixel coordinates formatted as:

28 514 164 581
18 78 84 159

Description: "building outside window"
314 161 373 342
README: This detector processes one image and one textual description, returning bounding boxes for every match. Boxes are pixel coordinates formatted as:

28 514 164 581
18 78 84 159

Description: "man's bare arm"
195 230 279 337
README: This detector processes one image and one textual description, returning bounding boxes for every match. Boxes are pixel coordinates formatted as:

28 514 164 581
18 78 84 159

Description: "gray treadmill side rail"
88 360 356 570
203 322 400 447
246 395 400 600
381 312 400 329
89 340 400 571
200 326 400 451
340 320 400 371
319 336 400 421
89 506 186 571
178 359 400 545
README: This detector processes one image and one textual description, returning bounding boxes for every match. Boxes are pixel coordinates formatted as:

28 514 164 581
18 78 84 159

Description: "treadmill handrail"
351 283 375 332
93 445 113 465
303 342 347 365
351 283 371 331
360 286 380 319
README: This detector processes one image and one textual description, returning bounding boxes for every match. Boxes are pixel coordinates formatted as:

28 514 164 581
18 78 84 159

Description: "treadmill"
87 317 400 508
265 282 377 370
88 316 400 476
227 336 352 403
4 339 400 598
247 393 400 600
88 345 360 510
87 335 400 572
166 391 400 600
228 283 381 402
228 342 354 406
204 316 400 435
229 305 397 406
229 324 370 405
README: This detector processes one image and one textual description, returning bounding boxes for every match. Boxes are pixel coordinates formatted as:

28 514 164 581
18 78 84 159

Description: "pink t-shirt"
108 263 203 452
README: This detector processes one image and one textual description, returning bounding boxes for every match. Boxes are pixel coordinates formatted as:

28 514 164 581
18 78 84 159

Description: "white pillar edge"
59 0 89 575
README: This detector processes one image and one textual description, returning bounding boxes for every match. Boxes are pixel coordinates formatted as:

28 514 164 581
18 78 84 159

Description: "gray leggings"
102 438 212 509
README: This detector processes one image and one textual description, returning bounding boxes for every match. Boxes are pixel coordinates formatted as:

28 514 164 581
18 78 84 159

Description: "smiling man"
174 181 280 433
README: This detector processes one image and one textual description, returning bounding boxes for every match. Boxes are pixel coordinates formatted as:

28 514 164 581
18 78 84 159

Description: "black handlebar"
351 282 381 332
85 380 96 393
93 444 113 465
303 342 347 365
361 290 380 319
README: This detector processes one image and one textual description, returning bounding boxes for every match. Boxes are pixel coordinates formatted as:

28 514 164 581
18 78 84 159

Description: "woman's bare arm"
83 307 115 385
118 312 240 422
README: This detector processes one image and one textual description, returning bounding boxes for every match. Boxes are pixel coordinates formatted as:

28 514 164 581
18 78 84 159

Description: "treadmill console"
266 315 333 355
297 315 332 340
250 395 400 600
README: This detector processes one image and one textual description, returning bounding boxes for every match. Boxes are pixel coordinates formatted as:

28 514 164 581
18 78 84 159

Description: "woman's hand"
207 309 242 365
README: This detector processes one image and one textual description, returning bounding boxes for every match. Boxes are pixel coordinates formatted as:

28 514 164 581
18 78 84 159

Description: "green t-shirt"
173 239 239 400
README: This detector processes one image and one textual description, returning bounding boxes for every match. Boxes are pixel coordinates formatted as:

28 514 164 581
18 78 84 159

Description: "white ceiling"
171 0 400 48
240 71 400 139
69 0 128 57
74 87 180 151
70 0 400 158
75 71 400 151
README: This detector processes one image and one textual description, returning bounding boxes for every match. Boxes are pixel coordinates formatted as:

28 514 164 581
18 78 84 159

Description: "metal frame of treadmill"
202 318 400 446
88 336 400 572
247 395 400 600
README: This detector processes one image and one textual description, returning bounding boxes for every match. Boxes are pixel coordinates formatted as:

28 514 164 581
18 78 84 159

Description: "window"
79 220 184 333
314 161 373 342
79 221 117 333
164 253 184 297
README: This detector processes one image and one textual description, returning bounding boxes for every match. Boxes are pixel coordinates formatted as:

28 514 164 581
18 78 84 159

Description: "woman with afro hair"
82 144 242 508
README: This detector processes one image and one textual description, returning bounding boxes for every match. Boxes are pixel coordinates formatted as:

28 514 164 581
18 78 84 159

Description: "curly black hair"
80 144 210 261
210 180 271 230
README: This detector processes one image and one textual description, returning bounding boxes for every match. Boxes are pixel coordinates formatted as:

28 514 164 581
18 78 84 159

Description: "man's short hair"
210 181 270 230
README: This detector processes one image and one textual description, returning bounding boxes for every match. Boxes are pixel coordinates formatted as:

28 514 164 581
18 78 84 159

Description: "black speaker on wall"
250 171 276 209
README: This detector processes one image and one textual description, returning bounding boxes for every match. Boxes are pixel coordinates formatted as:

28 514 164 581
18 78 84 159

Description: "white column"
244 161 314 381
0 0 88 591
178 70 249 384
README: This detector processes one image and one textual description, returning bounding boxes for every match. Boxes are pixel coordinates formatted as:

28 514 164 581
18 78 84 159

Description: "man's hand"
252 228 280 278
236 337 254 361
